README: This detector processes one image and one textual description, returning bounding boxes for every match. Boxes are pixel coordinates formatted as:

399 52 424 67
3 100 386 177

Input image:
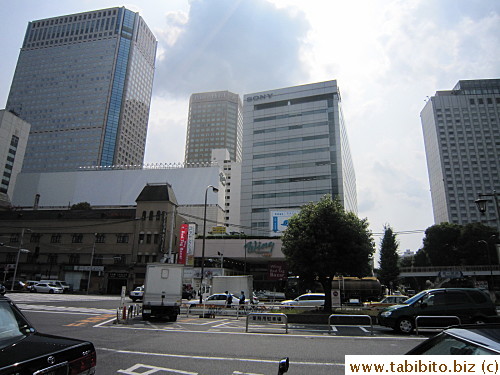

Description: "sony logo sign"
246 93 273 102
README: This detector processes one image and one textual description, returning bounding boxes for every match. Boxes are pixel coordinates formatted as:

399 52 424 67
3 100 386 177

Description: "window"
138 233 145 244
30 234 41 243
51 234 61 243
117 234 129 243
96 233 105 243
69 254 80 264
156 211 161 221
72 234 83 243
146 233 152 244
149 211 154 221
9 234 19 244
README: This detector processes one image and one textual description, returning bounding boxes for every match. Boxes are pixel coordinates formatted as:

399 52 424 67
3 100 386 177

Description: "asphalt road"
9 293 426 375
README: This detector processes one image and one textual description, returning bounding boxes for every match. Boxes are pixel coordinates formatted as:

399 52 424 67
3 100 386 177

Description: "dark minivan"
378 288 497 334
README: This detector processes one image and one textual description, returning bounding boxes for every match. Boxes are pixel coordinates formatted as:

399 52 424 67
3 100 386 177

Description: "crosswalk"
6 292 122 303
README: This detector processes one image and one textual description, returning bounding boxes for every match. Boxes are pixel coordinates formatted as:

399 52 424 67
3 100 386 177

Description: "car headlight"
380 311 392 318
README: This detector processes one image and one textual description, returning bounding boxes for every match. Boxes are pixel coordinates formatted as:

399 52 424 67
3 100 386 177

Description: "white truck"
142 263 184 321
211 275 254 303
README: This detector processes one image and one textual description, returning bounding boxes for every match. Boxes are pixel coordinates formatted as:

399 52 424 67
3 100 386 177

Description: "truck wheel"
170 314 178 322
142 313 151 321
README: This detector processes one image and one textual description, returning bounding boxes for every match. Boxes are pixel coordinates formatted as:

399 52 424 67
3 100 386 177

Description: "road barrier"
415 315 461 335
116 303 142 324
246 313 288 333
328 314 374 335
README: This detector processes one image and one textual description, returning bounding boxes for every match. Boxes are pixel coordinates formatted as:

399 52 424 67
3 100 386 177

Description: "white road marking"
118 363 198 375
100 347 343 368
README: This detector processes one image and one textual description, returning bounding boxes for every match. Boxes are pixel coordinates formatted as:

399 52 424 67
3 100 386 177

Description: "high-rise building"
240 80 357 236
6 7 157 172
0 110 30 205
421 79 500 227
184 91 242 165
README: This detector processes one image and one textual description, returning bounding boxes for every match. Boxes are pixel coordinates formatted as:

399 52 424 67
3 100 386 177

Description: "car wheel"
142 313 151 321
169 314 178 322
131 297 137 302
49 289 54 294
396 317 414 334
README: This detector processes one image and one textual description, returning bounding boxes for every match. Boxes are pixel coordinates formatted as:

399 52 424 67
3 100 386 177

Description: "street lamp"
11 228 30 291
87 233 97 295
478 236 496 297
199 185 219 304
218 251 224 270
475 190 500 232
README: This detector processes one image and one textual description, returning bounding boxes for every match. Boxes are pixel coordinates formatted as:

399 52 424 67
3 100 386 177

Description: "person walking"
239 291 246 313
225 290 233 308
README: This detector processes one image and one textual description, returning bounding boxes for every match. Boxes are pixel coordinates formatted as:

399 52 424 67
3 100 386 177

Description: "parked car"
188 293 255 307
129 285 144 302
0 284 5 296
39 280 71 293
31 283 64 294
364 294 409 309
23 281 38 292
378 288 497 334
281 293 325 307
0 295 96 373
406 324 500 355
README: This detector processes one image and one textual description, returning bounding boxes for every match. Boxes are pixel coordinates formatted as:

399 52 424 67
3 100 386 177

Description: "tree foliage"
70 202 92 210
415 222 498 267
281 195 375 312
378 224 400 289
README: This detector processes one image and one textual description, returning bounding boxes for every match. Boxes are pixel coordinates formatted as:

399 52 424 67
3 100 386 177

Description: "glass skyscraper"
421 79 500 228
184 91 242 165
240 81 357 236
6 7 157 172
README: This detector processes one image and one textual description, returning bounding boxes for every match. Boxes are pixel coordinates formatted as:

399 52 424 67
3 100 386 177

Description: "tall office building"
6 7 157 172
184 91 242 164
240 81 357 236
421 79 500 227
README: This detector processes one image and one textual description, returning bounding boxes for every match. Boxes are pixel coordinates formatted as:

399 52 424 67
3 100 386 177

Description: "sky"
1 0 499 258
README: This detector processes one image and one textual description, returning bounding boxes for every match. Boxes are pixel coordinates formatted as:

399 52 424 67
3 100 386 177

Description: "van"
378 288 497 334
39 280 71 293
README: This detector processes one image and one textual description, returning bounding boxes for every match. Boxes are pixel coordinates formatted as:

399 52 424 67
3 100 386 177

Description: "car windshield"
416 333 498 355
0 300 34 349
402 290 426 305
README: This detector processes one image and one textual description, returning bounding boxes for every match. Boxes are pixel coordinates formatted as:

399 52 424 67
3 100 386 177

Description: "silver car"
31 283 64 294
281 293 325 307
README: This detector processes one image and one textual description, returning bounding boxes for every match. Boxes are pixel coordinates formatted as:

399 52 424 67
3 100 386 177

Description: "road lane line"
99 347 344 368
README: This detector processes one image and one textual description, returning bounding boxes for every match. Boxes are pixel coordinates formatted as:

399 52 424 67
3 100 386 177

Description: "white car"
129 286 144 302
31 283 64 294
188 293 253 306
281 293 325 307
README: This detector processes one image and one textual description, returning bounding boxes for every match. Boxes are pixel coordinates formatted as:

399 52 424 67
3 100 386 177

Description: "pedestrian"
239 291 246 306
225 291 233 307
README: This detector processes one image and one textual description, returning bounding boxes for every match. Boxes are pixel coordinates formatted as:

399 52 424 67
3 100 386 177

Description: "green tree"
70 202 91 210
421 223 461 266
378 225 400 291
281 195 375 312
457 223 498 265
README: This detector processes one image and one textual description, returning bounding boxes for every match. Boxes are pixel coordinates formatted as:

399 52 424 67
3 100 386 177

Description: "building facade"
0 184 181 293
240 81 357 236
184 91 243 164
0 110 31 205
421 79 500 227
6 7 157 172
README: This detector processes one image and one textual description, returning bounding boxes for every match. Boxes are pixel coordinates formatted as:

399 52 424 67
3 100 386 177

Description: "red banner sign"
178 223 189 264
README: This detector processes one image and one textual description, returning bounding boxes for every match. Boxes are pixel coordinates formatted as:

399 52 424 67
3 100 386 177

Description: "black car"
0 296 96 374
407 324 500 355
378 288 497 334
0 284 5 296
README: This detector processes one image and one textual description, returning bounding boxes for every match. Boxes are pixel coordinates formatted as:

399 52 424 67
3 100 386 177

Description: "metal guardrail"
415 315 461 335
246 313 288 333
328 314 374 335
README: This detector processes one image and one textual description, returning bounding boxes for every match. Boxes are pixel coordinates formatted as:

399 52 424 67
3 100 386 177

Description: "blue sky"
1 0 499 257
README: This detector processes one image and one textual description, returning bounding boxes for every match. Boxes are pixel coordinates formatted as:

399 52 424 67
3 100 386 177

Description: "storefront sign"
268 262 286 280
269 209 299 236
186 223 196 266
178 224 189 265
245 241 274 256
108 272 128 279
246 93 273 102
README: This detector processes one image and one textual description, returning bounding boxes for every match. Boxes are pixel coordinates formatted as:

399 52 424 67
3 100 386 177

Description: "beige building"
0 183 182 293
0 110 30 207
